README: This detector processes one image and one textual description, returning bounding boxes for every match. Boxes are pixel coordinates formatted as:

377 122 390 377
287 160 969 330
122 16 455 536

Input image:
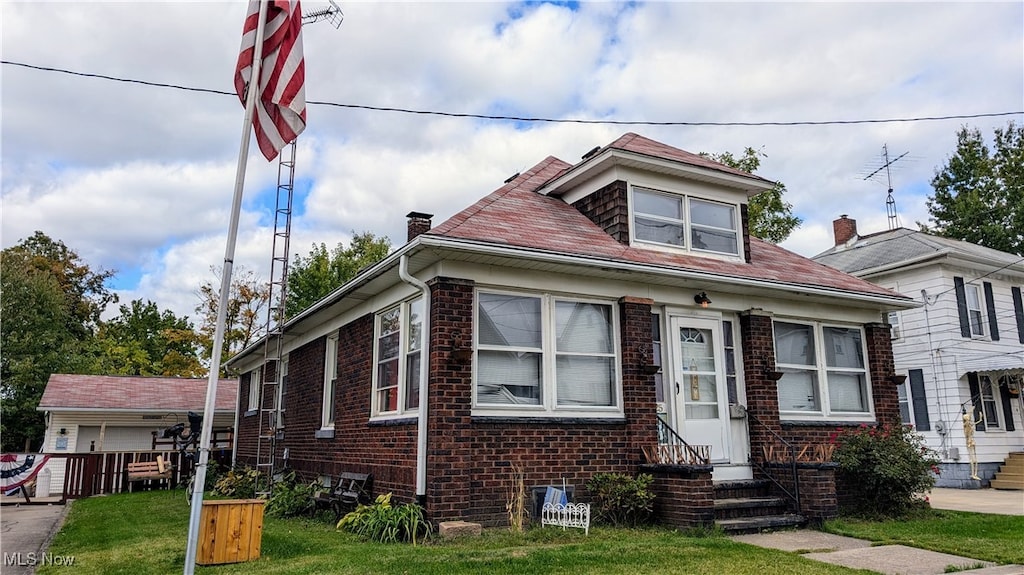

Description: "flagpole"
183 2 269 573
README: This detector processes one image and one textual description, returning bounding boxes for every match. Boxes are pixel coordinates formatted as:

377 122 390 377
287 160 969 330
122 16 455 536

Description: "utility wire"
4 59 1023 127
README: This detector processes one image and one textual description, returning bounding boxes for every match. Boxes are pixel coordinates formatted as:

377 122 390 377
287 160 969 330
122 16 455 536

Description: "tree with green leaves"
285 232 392 317
701 148 802 243
91 299 204 377
1 232 116 451
920 121 1023 256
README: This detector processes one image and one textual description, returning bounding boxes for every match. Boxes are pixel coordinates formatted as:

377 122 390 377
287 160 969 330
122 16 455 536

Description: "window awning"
959 354 1024 376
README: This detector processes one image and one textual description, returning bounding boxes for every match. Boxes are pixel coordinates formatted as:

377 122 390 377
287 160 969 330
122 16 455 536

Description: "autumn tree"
920 121 1023 255
285 232 392 317
1 232 116 451
195 266 271 375
701 147 802 243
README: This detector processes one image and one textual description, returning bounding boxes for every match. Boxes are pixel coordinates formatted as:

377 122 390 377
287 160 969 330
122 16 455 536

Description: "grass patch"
823 507 1024 565
40 490 871 575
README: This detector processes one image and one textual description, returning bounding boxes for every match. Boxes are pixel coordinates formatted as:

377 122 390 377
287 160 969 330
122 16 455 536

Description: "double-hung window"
475 291 619 415
247 367 261 413
965 284 986 336
773 320 871 418
632 186 739 256
372 298 423 417
322 335 338 429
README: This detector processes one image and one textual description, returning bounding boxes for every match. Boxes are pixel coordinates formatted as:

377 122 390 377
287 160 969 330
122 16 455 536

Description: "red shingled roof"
606 133 774 183
38 374 238 412
431 135 900 299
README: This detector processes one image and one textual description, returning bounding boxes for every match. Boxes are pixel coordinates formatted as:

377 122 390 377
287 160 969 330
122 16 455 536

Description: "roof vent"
581 146 601 160
503 172 520 184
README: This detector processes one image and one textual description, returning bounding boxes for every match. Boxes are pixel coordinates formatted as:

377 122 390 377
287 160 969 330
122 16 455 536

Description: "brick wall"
423 284 661 526
865 322 900 425
571 180 630 245
739 309 781 461
642 464 715 528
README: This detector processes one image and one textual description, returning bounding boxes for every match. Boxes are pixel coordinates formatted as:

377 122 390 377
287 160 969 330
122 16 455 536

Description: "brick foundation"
642 464 715 529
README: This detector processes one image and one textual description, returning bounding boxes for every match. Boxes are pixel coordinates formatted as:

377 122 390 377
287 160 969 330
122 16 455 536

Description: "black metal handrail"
651 417 711 465
744 408 801 514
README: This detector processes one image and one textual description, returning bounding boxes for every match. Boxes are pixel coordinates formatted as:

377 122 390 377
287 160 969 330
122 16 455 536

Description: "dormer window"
631 186 739 256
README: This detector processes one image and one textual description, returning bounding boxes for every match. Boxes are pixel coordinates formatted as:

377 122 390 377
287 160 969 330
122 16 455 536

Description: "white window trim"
774 319 875 421
370 297 423 420
628 185 742 259
472 288 624 418
322 334 338 430
247 367 261 413
887 311 902 341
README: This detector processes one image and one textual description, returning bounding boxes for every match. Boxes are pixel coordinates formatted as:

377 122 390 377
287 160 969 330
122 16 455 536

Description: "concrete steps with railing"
990 452 1024 491
713 479 805 534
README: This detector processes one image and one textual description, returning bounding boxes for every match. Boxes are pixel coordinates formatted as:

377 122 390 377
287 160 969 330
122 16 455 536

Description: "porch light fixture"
693 292 712 308
889 374 908 385
59 428 67 436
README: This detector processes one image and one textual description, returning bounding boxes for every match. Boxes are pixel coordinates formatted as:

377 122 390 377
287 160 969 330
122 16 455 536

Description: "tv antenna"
302 0 344 28
863 144 909 230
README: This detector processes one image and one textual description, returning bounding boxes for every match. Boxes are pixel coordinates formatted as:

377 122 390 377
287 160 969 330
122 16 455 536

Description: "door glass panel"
679 327 718 419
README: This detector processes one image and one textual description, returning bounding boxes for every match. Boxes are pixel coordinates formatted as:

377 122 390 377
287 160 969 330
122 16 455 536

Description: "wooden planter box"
196 499 265 565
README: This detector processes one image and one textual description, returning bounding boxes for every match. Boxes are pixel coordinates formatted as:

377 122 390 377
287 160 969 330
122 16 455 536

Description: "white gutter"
399 254 430 505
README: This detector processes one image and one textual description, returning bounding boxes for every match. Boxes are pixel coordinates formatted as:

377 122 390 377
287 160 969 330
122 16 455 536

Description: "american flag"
235 0 306 162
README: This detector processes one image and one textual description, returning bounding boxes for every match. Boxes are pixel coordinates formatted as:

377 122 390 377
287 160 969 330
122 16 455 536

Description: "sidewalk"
733 487 1023 575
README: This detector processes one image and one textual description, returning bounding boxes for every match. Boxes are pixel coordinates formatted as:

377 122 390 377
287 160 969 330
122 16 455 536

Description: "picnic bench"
311 472 372 520
125 456 171 491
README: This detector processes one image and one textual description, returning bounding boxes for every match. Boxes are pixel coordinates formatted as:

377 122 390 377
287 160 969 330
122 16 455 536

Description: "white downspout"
399 254 430 505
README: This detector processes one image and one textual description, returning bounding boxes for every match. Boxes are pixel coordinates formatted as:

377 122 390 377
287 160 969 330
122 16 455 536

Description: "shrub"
585 472 655 527
337 493 432 544
212 466 260 499
265 471 317 518
832 423 940 517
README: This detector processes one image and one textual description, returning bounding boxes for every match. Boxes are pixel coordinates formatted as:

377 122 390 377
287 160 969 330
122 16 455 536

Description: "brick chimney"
406 211 433 242
833 215 858 246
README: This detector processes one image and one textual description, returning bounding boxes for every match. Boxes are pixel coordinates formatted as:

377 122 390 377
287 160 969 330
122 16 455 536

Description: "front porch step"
991 453 1024 490
714 496 790 519
715 513 807 534
713 479 773 499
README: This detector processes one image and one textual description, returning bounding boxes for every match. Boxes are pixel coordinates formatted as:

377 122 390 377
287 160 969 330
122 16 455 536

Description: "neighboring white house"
814 216 1024 488
36 374 238 492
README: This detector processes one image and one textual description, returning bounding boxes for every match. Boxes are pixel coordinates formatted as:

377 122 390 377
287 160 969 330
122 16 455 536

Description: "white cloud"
2 1 1021 322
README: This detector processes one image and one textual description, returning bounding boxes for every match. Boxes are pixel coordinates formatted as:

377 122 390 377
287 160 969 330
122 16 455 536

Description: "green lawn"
823 508 1024 566
39 489 1019 575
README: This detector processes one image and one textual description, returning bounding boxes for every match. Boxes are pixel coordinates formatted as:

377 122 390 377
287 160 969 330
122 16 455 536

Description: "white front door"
670 316 730 462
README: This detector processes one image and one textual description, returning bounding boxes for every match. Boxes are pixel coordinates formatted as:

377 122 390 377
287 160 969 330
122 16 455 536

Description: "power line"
4 59 1023 128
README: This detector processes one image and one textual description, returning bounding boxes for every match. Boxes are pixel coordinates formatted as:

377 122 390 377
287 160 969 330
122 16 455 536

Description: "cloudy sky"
3 1 1022 323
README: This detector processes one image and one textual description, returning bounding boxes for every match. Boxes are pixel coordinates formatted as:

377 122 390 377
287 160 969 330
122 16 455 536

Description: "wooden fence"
59 434 233 500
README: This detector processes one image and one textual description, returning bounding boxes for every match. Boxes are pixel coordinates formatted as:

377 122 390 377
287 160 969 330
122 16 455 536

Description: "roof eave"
419 235 918 310
537 148 775 198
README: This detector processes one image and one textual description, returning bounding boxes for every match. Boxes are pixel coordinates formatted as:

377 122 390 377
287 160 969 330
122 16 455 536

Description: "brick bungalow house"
228 133 915 530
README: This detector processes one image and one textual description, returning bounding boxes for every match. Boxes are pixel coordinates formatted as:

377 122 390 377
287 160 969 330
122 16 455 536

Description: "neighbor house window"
887 311 901 340
631 186 739 256
247 367 261 413
979 375 1001 430
475 290 619 415
966 284 986 336
322 334 338 428
372 298 423 417
773 320 871 418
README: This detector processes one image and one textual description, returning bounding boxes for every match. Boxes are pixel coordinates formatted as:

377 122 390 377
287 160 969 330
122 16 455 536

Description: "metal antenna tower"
254 2 344 497
863 143 909 230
